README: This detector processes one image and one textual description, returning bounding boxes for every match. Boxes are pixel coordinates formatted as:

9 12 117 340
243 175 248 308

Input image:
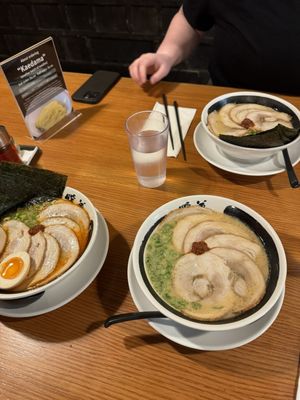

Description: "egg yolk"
0 257 24 279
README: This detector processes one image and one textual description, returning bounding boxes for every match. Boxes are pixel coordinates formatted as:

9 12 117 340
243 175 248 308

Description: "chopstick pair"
162 94 187 161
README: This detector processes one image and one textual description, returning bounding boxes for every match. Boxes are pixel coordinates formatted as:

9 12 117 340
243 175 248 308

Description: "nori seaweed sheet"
0 162 67 217
219 124 300 148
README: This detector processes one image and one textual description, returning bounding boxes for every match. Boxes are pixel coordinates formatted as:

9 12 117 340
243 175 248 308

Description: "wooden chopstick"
173 100 187 161
162 94 174 150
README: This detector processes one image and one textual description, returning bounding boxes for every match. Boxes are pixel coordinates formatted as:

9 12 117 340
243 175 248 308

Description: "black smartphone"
72 70 120 104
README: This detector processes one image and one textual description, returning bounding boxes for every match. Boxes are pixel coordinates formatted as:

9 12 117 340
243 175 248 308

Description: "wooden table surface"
0 72 299 400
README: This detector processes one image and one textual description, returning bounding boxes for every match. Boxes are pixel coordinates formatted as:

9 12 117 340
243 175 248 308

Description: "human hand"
129 53 173 86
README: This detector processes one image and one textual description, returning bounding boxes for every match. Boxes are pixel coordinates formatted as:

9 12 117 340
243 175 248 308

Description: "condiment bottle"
0 126 22 163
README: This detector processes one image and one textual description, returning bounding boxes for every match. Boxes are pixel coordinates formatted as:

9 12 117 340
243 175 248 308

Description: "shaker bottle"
0 126 22 163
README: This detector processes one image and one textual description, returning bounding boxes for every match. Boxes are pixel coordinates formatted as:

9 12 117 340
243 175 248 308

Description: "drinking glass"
125 110 169 188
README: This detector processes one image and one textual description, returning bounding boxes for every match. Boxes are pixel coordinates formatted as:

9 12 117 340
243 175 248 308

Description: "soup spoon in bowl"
104 311 166 328
282 148 300 188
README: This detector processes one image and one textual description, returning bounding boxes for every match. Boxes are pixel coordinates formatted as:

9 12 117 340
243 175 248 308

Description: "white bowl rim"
132 195 287 331
201 91 300 153
0 186 98 300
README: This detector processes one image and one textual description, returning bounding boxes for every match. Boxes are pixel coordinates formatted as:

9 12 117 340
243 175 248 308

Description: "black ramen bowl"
132 195 286 331
201 91 300 163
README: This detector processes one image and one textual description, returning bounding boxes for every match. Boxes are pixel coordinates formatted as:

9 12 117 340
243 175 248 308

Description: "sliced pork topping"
162 205 213 224
1 220 31 258
219 103 242 129
183 221 249 254
207 102 293 137
209 248 266 313
39 200 90 231
229 104 273 124
27 233 60 288
172 212 213 253
38 200 90 253
0 226 7 257
0 196 92 292
44 224 80 280
208 110 247 137
244 110 292 131
28 231 46 278
41 216 85 253
204 234 261 260
172 252 235 320
145 205 269 322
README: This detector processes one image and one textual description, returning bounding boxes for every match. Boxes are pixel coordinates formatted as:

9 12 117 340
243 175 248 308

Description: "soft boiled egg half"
0 252 30 289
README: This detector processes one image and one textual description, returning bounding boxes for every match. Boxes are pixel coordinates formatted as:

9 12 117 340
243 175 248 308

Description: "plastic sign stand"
0 37 81 141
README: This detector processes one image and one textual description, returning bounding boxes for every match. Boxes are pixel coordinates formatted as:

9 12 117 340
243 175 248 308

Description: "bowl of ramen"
0 186 98 300
132 195 286 331
201 91 300 162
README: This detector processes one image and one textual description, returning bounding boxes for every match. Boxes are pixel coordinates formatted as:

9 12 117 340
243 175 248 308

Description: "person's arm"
129 7 203 86
156 6 203 66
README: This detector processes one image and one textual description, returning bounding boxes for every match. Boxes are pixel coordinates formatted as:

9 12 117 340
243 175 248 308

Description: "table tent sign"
0 37 81 141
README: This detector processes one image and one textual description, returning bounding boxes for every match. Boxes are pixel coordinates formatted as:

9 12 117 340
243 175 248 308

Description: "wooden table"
1 72 299 400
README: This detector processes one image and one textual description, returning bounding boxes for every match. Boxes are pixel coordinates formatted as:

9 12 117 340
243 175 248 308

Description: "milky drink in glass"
125 111 169 188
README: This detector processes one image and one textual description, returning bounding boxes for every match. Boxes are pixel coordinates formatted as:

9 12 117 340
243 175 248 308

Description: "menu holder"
31 109 82 141
0 37 81 141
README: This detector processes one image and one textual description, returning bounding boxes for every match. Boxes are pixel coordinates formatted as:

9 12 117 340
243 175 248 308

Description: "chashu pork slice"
38 200 90 250
1 220 31 259
183 221 250 254
40 200 90 230
40 216 85 253
229 104 274 124
210 248 266 313
160 205 213 225
36 224 80 286
27 233 60 288
172 252 235 320
172 212 214 253
242 110 293 131
28 231 46 278
218 103 243 129
207 110 247 137
204 234 262 260
0 226 7 257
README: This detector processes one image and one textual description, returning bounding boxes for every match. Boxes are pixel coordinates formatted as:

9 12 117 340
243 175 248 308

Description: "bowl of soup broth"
201 91 300 163
132 195 286 331
0 186 98 300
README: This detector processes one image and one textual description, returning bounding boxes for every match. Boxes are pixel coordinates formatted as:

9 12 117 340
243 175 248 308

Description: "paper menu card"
0 37 80 141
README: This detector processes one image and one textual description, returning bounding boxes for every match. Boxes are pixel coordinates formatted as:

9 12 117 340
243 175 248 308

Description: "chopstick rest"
152 101 196 158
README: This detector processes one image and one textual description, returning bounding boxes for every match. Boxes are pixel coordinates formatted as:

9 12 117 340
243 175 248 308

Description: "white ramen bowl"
132 195 286 332
201 91 300 163
0 186 98 300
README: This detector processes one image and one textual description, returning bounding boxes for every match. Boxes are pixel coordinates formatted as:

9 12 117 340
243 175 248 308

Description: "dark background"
0 0 213 84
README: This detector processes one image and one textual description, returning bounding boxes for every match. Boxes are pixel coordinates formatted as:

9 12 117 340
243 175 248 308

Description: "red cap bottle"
0 126 22 163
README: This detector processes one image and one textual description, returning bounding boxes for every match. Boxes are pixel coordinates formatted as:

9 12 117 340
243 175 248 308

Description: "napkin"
153 102 197 158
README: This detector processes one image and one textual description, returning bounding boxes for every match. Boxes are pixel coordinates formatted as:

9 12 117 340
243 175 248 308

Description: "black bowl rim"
202 93 300 150
138 201 280 325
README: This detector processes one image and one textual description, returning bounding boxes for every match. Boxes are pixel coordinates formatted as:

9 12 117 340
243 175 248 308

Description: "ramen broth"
145 208 269 321
0 198 91 292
